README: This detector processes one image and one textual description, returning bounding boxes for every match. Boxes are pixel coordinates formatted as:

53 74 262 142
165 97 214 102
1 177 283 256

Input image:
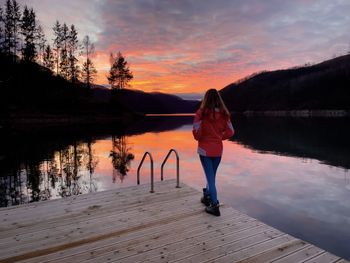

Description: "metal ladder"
137 149 180 193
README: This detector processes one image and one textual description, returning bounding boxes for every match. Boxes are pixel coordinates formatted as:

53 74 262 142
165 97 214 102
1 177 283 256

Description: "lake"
0 115 349 260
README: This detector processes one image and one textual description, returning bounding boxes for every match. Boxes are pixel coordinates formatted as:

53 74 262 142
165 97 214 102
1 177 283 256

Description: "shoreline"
0 112 144 131
238 110 350 117
1 109 349 131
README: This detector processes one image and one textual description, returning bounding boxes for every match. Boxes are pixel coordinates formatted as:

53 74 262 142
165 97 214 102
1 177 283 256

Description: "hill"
92 87 199 114
0 53 97 115
0 54 198 121
220 54 350 112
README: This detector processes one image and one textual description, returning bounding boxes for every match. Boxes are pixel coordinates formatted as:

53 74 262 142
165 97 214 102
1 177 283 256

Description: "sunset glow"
10 0 350 96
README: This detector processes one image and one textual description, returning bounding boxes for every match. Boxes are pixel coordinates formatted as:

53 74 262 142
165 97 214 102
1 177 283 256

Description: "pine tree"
35 24 46 64
4 0 13 55
68 24 80 83
9 0 21 59
43 44 54 71
108 52 133 89
0 6 4 52
59 23 69 79
4 0 21 58
82 58 97 88
21 6 37 62
52 20 61 75
82 35 97 88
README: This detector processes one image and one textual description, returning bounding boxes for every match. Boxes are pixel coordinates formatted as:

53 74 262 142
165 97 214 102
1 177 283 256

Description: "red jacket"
192 108 234 157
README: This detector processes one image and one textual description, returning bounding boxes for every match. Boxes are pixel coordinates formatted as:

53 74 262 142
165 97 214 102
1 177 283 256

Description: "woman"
192 89 234 216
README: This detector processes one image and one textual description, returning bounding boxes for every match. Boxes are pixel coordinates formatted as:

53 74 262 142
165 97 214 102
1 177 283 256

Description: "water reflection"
1 116 350 207
0 116 349 259
232 116 350 169
110 135 134 183
0 141 101 206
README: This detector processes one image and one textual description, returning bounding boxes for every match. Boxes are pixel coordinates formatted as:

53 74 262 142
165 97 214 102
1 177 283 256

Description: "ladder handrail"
161 149 180 188
137 152 154 193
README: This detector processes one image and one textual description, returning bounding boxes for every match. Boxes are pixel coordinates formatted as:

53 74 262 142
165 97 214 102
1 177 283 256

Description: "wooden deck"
0 179 348 263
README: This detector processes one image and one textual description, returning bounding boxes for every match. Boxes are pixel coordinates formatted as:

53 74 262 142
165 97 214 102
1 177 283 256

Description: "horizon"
5 0 350 95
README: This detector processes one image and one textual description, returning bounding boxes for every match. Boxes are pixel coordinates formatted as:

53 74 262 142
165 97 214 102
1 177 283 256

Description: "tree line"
0 0 134 90
0 0 102 89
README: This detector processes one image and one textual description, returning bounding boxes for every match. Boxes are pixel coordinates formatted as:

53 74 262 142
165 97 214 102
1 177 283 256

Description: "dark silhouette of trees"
108 52 133 89
0 1 46 63
59 23 69 79
52 20 61 75
0 0 142 117
0 6 4 52
52 21 80 82
4 0 21 58
36 24 46 64
68 24 80 83
82 35 97 88
220 54 350 111
21 6 37 62
43 44 54 71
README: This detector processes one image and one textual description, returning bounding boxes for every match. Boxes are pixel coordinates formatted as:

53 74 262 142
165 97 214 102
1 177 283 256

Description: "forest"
220 54 350 113
0 0 141 118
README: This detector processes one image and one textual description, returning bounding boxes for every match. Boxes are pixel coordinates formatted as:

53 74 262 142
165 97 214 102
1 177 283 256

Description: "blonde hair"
200 89 230 118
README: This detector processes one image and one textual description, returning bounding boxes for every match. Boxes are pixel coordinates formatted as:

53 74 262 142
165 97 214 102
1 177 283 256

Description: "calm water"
0 116 350 259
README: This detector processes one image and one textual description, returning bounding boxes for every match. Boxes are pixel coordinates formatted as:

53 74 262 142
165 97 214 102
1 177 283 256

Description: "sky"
6 0 350 98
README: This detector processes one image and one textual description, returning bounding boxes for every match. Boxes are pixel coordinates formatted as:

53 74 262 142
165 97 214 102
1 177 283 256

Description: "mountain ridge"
220 54 350 112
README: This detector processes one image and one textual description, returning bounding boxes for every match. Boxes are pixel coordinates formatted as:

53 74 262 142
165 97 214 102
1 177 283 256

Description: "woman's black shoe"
205 201 220 216
201 188 211 206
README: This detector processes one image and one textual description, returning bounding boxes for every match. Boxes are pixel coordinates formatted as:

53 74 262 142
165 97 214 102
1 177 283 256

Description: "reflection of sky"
92 126 350 227
91 123 350 259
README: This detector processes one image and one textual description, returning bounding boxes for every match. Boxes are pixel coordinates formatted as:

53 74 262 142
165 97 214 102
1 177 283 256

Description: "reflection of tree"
1 139 99 207
85 140 98 192
110 135 134 183
59 141 95 197
0 167 25 207
26 163 41 202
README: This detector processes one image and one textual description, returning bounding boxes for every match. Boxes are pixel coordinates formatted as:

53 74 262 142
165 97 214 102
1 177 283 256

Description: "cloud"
2 0 350 93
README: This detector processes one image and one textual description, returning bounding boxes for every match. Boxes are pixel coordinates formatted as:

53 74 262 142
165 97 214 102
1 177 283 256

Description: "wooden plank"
0 194 201 257
237 240 310 263
34 212 258 263
75 216 264 263
0 191 199 239
0 180 180 224
302 252 340 263
184 235 295 263
4 205 248 261
0 180 348 263
19 210 243 263
130 228 283 263
0 209 202 263
271 245 325 263
0 186 199 236
0 180 186 226
0 179 176 213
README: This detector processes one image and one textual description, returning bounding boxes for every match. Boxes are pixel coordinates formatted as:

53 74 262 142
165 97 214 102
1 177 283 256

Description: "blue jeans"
199 155 221 204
